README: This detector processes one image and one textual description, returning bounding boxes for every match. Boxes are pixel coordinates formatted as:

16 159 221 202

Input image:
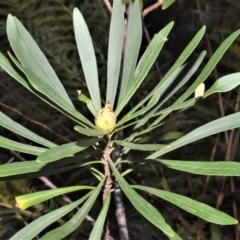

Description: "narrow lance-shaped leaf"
0 52 30 89
73 8 101 111
204 73 240 98
10 191 92 240
8 52 94 128
133 185 238 225
37 138 98 163
7 15 74 107
175 29 240 105
146 28 240 129
0 53 92 128
0 111 56 148
0 154 95 181
113 140 165 151
115 21 174 116
118 0 142 105
16 186 94 210
77 90 97 116
148 112 240 159
106 0 124 107
149 27 240 127
108 158 176 238
119 98 195 137
89 191 111 240
147 159 240 176
116 92 160 127
39 177 106 240
74 125 107 137
162 0 175 10
134 51 206 129
0 161 46 178
0 135 47 156
118 26 205 123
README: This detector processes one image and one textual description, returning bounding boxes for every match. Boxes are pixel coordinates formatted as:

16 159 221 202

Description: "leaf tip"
15 197 26 210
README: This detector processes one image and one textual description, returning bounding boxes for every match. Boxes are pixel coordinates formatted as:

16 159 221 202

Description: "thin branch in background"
203 134 220 194
0 80 74 138
8 150 95 224
0 101 71 143
103 0 112 13
142 0 164 80
193 2 240 239
216 91 240 239
112 131 129 240
195 0 229 143
142 0 163 18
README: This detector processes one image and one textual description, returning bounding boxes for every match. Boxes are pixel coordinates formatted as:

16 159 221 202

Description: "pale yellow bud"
95 101 116 133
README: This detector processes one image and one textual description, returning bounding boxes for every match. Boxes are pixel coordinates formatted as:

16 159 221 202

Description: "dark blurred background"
0 0 240 239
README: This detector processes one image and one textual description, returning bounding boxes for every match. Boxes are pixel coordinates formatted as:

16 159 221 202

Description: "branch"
142 0 164 18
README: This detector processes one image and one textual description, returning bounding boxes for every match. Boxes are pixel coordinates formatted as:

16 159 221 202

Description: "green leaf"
159 131 184 140
151 160 240 176
134 51 206 129
16 186 94 210
0 160 93 181
148 112 240 159
77 90 97 116
0 52 30 89
73 8 101 111
122 98 195 139
115 21 174 116
37 139 98 163
6 15 74 107
124 122 164 145
0 135 47 156
0 153 95 180
74 125 107 137
118 0 142 105
106 0 124 107
162 0 175 10
117 93 160 127
133 185 238 225
0 53 92 128
8 52 94 128
204 73 240 98
113 140 165 151
10 191 92 240
108 158 175 238
118 26 205 125
175 29 240 105
0 161 46 178
0 111 56 148
89 191 111 240
39 178 106 240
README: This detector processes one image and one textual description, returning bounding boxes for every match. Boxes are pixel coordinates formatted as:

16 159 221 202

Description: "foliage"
0 0 240 239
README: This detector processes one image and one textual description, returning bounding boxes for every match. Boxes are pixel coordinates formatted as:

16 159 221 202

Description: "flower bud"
95 101 116 133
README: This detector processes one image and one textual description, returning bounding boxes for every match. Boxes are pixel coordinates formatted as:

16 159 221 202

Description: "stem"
103 138 114 240
102 139 113 203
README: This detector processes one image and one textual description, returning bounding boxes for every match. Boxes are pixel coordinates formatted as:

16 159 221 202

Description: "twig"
8 150 95 224
103 0 112 13
142 0 163 18
102 140 114 240
112 130 129 240
0 101 71 143
195 0 229 143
